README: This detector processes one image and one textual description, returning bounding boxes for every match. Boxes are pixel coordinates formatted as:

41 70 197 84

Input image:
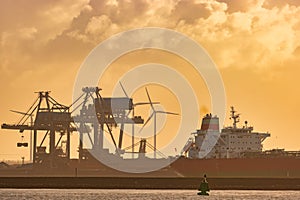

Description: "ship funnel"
200 114 219 131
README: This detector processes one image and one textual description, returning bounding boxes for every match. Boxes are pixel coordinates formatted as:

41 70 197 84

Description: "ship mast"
230 106 240 129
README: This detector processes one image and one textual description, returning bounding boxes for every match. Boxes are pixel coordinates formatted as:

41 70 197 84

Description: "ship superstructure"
188 107 270 159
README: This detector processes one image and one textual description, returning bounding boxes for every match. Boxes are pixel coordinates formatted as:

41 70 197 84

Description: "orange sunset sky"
1 0 300 161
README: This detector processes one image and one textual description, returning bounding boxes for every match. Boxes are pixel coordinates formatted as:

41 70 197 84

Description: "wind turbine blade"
145 87 154 110
156 111 179 115
139 112 154 133
119 81 129 98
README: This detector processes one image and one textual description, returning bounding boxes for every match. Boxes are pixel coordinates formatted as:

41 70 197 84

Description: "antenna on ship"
230 106 240 129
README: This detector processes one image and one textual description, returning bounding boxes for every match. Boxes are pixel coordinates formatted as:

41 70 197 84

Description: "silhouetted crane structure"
122 138 167 159
1 91 75 166
10 110 34 162
1 86 177 167
72 87 145 161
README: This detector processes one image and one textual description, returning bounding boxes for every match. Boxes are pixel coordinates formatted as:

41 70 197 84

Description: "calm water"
0 189 299 200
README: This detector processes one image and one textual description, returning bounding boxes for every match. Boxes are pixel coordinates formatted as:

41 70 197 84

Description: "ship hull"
1 156 300 178
170 157 300 178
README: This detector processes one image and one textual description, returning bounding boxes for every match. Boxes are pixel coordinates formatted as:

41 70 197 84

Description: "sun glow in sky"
1 0 300 161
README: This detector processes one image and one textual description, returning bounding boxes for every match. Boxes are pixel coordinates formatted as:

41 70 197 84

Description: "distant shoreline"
0 177 299 190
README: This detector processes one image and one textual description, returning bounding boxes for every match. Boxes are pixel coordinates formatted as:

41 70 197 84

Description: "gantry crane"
1 86 170 168
72 87 145 160
1 91 76 166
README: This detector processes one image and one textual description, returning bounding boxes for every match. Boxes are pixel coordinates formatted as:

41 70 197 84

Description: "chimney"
200 114 220 131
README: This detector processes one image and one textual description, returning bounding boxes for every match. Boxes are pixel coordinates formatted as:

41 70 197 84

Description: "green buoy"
197 174 210 196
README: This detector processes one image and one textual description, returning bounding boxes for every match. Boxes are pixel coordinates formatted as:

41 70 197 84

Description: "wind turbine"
139 87 179 159
119 82 159 158
10 110 34 162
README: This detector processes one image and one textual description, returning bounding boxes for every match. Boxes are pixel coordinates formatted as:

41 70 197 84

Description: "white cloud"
85 15 112 35
174 0 300 69
1 0 300 74
19 27 38 40
0 0 90 73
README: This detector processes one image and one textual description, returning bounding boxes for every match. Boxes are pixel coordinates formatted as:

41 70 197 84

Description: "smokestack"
200 114 219 131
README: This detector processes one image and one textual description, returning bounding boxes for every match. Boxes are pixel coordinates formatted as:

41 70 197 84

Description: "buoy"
197 174 210 196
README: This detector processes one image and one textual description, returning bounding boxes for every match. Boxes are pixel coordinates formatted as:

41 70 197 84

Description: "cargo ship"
170 107 300 178
1 88 300 178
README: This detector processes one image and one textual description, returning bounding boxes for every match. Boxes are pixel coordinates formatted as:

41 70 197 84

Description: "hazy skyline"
1 0 300 161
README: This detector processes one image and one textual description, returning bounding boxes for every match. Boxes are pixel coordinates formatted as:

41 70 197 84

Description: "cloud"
86 15 112 35
175 0 300 70
69 0 300 71
170 0 211 23
218 0 269 13
0 0 90 73
1 0 300 77
263 0 300 9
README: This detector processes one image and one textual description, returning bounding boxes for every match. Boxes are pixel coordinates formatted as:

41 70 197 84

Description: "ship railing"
242 150 300 158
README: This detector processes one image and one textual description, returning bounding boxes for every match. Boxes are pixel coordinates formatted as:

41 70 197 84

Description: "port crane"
1 91 75 166
1 86 174 167
72 87 145 160
10 110 33 161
